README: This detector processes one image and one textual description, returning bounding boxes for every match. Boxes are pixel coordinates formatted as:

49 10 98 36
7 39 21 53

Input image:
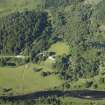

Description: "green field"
0 63 63 96
48 42 70 56
84 0 103 5
0 0 42 16
61 97 105 105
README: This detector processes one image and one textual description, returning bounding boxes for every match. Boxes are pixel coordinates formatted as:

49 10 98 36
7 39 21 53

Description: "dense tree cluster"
42 0 85 8
49 1 105 80
93 0 105 24
0 11 53 56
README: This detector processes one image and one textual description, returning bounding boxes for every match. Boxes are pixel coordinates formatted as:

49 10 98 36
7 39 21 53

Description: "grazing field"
0 64 63 96
48 42 70 56
0 0 42 16
62 97 105 105
84 0 103 5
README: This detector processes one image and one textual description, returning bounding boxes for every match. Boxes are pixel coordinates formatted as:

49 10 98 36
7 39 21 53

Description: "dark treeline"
0 10 53 56
42 0 85 8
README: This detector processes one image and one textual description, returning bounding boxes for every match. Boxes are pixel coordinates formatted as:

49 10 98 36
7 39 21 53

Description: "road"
0 90 105 100
0 55 29 59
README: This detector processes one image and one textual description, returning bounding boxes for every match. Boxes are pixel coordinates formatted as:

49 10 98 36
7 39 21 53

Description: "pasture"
0 63 63 96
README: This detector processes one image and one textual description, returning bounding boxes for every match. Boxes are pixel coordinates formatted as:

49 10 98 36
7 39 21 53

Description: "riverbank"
0 90 105 101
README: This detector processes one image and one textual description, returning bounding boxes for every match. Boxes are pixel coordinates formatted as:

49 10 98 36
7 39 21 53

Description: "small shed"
48 55 56 61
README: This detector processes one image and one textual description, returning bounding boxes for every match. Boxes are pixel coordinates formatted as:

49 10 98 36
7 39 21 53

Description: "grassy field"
0 63 63 96
0 0 42 16
48 42 70 56
84 0 103 5
61 97 105 105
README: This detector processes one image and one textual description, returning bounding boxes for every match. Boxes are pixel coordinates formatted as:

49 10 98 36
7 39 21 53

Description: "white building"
48 55 56 61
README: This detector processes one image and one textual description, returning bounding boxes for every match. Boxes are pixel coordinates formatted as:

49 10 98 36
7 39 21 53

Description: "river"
0 90 105 100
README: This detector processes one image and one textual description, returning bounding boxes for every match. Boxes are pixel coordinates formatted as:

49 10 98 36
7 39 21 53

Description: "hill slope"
0 0 42 16
0 0 105 95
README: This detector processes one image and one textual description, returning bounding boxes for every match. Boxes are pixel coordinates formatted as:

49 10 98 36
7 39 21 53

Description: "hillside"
0 0 105 105
0 0 42 16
